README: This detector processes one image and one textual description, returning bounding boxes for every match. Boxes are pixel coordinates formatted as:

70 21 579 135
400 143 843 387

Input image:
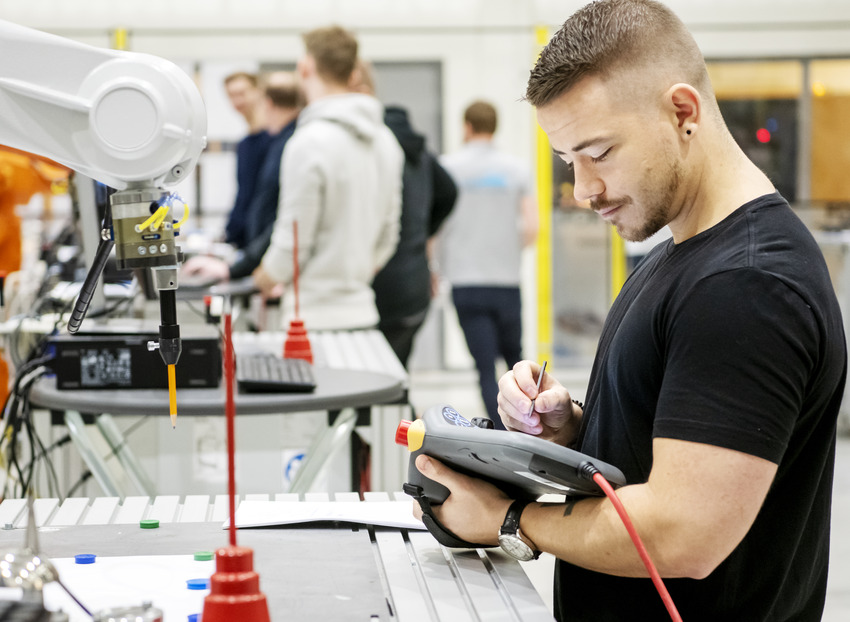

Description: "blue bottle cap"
74 553 96 564
186 578 209 590
188 615 199 622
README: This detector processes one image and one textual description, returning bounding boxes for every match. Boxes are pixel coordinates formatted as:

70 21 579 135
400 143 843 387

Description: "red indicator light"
756 128 771 143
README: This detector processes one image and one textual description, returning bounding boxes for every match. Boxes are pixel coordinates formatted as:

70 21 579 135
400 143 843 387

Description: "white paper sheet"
42 554 213 622
230 500 427 530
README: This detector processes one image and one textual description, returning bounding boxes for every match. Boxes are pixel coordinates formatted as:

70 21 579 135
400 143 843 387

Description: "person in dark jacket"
352 61 458 367
223 71 271 250
183 72 303 281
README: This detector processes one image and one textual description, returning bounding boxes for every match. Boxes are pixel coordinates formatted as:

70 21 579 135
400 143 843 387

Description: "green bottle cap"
140 519 160 529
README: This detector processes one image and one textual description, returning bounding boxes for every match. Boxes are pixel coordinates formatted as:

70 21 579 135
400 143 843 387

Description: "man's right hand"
497 360 582 446
181 255 230 282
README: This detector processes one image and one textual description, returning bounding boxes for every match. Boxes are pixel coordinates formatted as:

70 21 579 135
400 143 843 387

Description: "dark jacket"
229 118 297 279
372 106 457 322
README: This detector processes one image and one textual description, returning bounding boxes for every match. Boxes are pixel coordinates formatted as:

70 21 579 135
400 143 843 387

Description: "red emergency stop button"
395 419 412 446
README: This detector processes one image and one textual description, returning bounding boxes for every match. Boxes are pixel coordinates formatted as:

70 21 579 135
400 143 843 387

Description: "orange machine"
0 145 70 402
0 144 69 274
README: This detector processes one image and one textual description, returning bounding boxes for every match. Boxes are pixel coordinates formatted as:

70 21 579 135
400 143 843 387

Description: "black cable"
68 202 114 334
27 399 62 500
22 400 37 495
4 366 51 499
65 471 92 499
55 578 93 618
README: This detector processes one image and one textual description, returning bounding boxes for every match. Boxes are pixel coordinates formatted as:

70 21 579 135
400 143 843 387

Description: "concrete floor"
407 366 850 620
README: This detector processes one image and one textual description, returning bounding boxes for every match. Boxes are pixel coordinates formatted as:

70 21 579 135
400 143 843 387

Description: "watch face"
498 534 535 562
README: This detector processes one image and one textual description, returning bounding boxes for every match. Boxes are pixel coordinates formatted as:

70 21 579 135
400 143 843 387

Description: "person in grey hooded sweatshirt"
254 26 403 331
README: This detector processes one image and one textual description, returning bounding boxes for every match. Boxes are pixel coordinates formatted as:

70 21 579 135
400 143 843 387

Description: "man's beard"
593 160 682 242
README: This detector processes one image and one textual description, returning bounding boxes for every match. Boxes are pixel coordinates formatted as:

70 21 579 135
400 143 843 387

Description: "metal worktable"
0 493 554 622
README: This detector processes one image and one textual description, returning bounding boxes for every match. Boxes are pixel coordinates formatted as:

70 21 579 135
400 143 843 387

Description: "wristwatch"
498 499 540 561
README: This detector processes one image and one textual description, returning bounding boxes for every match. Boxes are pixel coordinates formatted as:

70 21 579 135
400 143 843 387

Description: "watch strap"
500 499 532 536
403 483 493 549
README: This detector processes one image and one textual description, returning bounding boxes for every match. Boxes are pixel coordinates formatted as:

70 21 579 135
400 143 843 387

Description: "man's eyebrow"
552 136 612 156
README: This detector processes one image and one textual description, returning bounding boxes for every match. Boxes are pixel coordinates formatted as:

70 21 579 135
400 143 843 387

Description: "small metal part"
152 266 177 290
92 602 164 622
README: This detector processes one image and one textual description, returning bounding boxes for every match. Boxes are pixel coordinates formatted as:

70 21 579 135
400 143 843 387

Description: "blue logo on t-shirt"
465 174 509 189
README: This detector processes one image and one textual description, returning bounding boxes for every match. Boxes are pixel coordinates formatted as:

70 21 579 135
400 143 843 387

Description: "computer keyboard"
236 353 317 393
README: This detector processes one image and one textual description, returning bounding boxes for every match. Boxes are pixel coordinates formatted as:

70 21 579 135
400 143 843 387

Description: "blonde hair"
302 25 359 86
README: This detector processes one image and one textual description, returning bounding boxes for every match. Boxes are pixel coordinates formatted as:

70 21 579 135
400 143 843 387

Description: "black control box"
47 331 221 390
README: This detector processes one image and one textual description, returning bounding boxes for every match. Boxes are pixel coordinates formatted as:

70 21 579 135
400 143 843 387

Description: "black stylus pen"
529 360 548 415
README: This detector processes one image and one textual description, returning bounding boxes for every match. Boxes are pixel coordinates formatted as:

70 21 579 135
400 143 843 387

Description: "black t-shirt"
556 194 846 621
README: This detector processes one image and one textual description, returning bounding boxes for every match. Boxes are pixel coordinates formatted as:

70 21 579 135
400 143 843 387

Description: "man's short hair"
302 25 359 86
263 73 305 109
224 71 258 88
464 101 498 135
526 0 711 108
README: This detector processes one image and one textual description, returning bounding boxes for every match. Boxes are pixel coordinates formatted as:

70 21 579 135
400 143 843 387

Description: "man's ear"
665 83 701 137
463 121 474 141
296 55 314 81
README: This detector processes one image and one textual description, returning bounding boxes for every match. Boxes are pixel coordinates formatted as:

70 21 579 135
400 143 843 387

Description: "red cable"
224 308 237 547
292 220 300 318
592 472 683 622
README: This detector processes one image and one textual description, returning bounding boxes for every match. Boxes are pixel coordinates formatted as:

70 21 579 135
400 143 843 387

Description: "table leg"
95 414 156 497
288 408 358 495
63 411 123 498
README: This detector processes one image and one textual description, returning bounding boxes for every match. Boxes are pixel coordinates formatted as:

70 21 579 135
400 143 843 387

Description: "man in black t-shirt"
410 1 846 621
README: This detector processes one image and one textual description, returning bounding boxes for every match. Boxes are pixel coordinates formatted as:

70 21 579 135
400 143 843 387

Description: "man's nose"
573 163 605 203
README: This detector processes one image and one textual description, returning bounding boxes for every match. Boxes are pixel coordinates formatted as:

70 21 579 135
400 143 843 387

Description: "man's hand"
497 361 581 446
252 264 284 299
181 255 230 282
412 454 512 547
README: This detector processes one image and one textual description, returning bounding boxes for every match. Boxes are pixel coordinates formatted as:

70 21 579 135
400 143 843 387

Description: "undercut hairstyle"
302 25 359 86
464 101 498 135
224 71 258 88
526 0 712 108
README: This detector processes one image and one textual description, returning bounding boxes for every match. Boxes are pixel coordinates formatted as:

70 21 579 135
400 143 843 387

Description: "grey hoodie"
262 93 403 330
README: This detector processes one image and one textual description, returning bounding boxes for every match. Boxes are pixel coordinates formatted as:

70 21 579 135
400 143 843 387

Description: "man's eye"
565 161 574 171
591 148 612 163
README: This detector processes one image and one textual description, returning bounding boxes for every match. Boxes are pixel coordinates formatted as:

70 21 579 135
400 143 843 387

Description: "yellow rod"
610 230 627 303
534 25 553 363
167 364 177 428
112 28 128 51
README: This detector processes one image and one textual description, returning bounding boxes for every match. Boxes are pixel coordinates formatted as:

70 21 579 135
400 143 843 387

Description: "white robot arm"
0 19 205 189
0 18 208 370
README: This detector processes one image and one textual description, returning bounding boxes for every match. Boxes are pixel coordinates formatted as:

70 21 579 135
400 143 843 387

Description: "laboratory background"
0 1 848 620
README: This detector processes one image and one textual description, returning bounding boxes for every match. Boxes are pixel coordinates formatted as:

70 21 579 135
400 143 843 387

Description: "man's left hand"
412 454 513 547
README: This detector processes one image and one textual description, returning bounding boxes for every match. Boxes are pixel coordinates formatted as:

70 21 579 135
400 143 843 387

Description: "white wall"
6 0 850 169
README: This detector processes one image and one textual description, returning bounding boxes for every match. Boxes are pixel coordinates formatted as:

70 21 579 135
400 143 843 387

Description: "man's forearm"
523 486 670 578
